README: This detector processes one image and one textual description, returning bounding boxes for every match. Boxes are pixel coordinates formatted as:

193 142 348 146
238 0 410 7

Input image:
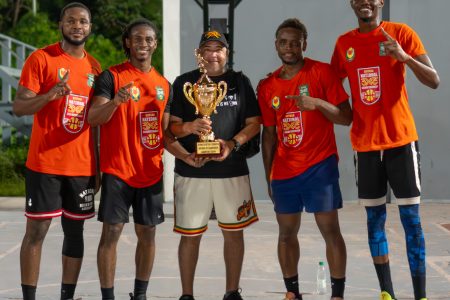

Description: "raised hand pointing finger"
380 27 395 42
113 82 134 106
380 27 411 62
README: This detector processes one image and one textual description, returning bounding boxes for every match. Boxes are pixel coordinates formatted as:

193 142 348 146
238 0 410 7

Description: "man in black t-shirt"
167 31 261 300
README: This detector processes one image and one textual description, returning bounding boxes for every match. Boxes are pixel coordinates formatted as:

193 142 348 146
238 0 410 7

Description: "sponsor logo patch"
357 66 381 105
237 200 253 221
282 111 303 148
62 93 88 133
140 111 160 149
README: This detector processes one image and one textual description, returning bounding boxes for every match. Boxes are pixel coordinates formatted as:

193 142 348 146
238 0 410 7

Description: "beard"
360 17 371 23
62 31 89 46
281 57 301 66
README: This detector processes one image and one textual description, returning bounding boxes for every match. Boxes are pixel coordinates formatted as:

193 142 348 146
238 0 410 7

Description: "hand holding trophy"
183 49 227 156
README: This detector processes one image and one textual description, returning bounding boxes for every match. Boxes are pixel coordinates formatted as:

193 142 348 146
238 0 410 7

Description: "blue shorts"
271 155 343 214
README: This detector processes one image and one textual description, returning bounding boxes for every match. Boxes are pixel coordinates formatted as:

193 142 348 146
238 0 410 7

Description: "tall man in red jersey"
331 1 440 300
13 3 100 300
88 19 170 300
258 18 352 300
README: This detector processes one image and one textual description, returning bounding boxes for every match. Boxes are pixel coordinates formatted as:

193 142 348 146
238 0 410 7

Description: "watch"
231 138 241 152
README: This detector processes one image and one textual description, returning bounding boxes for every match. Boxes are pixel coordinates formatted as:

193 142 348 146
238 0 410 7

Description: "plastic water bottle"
316 261 327 295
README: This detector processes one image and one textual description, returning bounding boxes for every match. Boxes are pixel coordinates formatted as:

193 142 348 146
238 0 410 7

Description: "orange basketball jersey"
100 62 170 188
19 42 101 176
258 58 348 180
331 21 426 151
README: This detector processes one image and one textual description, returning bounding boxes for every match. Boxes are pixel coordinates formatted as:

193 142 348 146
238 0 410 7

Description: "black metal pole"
228 0 235 69
203 0 209 32
382 0 390 21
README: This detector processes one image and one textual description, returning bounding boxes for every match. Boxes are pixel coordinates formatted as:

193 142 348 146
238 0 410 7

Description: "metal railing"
0 33 36 144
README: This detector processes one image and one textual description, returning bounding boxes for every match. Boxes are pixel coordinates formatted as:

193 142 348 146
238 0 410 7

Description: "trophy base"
196 141 221 157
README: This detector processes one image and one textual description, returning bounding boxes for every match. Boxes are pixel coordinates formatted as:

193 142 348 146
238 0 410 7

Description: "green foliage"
0 0 163 195
3 0 163 71
0 142 28 196
8 12 59 48
0 0 8 30
89 0 163 71
85 34 124 69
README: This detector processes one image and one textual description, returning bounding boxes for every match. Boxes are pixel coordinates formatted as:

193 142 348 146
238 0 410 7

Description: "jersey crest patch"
140 111 160 149
130 85 141 102
272 96 280 110
156 86 165 101
62 93 88 134
87 73 95 87
346 47 355 62
282 111 303 148
58 68 68 80
379 42 386 56
299 84 310 96
357 66 381 105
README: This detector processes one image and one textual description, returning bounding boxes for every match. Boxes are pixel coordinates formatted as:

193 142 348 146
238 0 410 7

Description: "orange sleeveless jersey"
257 58 348 180
19 42 101 176
100 62 170 188
331 21 426 152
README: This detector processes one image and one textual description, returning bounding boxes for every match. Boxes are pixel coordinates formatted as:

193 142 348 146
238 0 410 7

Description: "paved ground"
0 198 450 300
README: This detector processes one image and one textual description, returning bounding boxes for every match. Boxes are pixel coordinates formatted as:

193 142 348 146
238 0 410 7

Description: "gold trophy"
183 49 227 156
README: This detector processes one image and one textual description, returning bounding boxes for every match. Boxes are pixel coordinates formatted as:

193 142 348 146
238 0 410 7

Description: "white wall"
166 0 449 201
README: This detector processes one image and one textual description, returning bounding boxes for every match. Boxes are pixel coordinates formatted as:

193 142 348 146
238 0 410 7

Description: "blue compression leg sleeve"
366 204 389 257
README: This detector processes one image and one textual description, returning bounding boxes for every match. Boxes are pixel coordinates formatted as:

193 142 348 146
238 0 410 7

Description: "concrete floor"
0 199 449 300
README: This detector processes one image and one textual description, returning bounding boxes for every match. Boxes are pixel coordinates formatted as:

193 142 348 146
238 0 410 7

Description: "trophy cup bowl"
183 79 227 156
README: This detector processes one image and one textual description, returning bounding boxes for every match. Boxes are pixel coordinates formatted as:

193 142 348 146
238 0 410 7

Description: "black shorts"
355 141 421 206
25 168 96 220
98 173 164 225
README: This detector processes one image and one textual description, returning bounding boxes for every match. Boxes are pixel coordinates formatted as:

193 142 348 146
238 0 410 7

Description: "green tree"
85 34 124 69
89 0 163 71
8 11 59 48
3 0 163 71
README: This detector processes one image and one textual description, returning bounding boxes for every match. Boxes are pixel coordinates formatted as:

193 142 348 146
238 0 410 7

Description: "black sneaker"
179 295 195 300
129 292 146 300
223 289 243 300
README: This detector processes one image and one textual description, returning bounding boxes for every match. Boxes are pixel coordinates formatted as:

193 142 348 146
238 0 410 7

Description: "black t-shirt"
171 69 260 178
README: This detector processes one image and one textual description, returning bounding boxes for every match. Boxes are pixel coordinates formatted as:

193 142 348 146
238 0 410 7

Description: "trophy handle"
183 82 199 114
214 81 228 113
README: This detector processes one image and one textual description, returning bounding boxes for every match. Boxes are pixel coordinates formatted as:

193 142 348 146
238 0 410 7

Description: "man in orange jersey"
88 19 170 300
13 3 100 300
331 1 440 300
258 19 352 300
168 30 260 300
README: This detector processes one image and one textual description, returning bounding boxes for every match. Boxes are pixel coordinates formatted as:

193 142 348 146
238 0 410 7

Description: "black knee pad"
61 216 85 258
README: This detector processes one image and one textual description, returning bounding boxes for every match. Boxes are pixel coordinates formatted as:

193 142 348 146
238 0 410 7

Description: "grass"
0 142 28 196
0 180 25 196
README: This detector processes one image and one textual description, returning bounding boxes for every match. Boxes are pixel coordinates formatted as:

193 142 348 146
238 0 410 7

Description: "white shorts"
173 173 258 235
